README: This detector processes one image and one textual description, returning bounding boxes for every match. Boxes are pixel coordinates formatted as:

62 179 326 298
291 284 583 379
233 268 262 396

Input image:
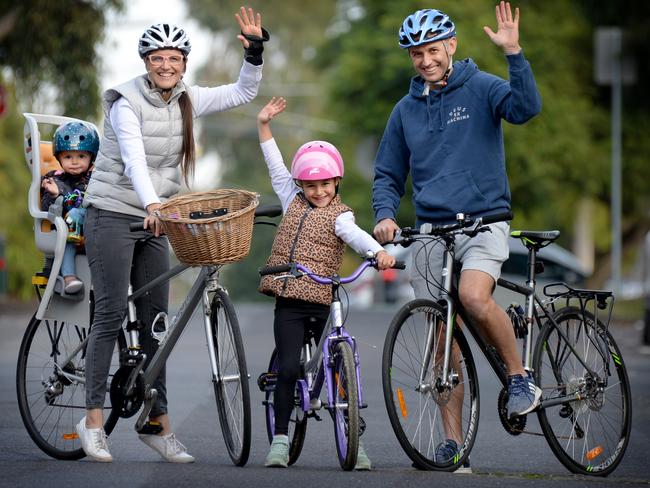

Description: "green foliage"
0 78 41 299
0 0 123 119
0 0 123 298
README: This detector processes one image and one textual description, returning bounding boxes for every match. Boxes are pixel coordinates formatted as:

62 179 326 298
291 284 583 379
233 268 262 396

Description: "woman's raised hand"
257 97 287 124
235 6 263 48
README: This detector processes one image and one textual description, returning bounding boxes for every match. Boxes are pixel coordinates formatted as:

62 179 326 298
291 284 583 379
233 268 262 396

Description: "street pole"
610 30 622 292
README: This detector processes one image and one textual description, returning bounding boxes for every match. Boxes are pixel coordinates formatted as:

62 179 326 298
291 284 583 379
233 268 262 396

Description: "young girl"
257 97 396 469
41 121 98 294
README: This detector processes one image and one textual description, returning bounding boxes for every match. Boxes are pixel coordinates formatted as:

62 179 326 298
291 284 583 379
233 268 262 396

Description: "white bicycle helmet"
138 23 192 58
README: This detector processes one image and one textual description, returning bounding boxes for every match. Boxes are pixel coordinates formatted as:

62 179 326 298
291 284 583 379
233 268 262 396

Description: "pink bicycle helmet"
290 140 344 181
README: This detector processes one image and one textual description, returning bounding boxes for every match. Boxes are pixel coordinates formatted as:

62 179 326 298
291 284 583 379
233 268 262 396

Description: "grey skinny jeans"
84 206 170 416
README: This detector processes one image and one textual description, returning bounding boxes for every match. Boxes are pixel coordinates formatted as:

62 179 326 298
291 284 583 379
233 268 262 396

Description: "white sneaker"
75 417 112 462
139 433 195 463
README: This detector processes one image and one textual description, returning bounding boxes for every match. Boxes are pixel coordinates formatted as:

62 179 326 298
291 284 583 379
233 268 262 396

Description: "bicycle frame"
119 262 225 430
270 262 375 413
427 234 612 409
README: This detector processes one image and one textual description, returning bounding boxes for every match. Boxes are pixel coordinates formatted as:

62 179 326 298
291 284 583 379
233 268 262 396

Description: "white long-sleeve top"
111 60 263 209
260 138 383 257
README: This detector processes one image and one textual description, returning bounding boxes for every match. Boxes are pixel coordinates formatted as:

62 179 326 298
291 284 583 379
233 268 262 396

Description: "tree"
0 0 123 298
0 0 123 119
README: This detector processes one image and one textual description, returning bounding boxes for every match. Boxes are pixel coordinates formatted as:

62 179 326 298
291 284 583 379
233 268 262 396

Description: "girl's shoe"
264 435 289 467
355 442 372 470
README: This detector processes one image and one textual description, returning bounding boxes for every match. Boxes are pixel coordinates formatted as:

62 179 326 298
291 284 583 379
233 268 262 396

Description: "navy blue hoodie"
373 52 541 226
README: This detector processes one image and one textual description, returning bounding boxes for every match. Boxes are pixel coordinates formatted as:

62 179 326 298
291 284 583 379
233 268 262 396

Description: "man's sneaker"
75 416 112 462
435 439 471 473
139 433 195 463
507 372 542 418
264 435 289 468
435 438 459 463
355 441 371 471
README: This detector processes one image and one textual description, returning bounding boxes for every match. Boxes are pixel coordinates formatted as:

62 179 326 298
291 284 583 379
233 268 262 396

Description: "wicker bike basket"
156 189 259 266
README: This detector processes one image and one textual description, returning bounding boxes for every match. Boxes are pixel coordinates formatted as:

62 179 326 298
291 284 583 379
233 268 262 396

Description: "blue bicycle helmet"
398 9 456 49
53 122 100 162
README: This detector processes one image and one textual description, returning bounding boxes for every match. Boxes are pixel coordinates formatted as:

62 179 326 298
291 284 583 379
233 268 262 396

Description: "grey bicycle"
16 204 282 465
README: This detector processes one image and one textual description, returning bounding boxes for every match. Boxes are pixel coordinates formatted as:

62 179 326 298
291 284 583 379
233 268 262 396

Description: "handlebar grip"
480 211 513 226
259 264 292 276
255 204 283 218
129 222 146 232
393 260 406 270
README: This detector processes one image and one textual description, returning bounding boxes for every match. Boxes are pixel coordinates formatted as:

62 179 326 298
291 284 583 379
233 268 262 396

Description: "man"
372 1 542 464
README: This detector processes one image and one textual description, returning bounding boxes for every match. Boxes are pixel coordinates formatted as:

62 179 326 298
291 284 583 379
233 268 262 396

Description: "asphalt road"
1 299 649 487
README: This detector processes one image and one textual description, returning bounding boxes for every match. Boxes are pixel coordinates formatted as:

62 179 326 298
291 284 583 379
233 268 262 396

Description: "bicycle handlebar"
397 210 514 240
128 204 284 233
259 259 406 285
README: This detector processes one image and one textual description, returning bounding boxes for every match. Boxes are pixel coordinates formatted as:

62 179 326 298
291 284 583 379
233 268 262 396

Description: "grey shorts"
410 221 510 299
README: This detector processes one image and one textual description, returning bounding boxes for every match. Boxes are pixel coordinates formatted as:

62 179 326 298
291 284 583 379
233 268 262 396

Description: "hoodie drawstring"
438 92 445 131
425 89 446 132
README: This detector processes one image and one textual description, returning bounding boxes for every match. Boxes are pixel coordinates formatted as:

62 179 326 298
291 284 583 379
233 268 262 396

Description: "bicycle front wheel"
534 306 631 476
330 340 359 471
264 349 308 465
382 299 478 471
16 313 124 460
209 289 251 467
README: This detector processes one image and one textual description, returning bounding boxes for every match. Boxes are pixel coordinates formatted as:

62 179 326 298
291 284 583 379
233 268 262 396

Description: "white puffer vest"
84 74 187 217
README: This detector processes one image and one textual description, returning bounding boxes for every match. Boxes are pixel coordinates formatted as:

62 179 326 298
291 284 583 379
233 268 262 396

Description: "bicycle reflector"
397 388 408 418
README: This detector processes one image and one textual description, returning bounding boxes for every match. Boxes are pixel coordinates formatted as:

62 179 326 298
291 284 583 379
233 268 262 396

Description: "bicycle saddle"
511 230 560 249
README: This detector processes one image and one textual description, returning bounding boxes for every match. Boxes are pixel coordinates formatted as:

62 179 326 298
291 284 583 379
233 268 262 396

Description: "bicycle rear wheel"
16 313 124 460
382 299 478 471
264 349 308 465
534 306 631 476
209 289 251 467
330 340 359 471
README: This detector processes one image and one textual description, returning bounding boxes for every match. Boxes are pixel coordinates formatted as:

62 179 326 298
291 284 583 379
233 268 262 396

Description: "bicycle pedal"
307 411 322 421
257 372 277 392
137 420 163 435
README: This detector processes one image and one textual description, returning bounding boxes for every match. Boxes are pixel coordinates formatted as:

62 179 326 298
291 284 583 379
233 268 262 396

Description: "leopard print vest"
259 193 351 305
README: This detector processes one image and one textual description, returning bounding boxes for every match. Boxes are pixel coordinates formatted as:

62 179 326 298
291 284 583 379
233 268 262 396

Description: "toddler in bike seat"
40 121 98 294
256 97 396 469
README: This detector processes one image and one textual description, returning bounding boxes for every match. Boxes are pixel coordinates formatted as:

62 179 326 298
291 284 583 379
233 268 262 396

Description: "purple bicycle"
257 257 404 470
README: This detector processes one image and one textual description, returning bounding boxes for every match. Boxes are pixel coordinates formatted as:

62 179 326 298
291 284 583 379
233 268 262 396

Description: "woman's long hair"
178 91 195 185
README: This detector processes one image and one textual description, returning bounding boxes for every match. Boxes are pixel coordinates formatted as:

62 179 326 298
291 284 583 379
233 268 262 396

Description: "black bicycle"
382 212 631 476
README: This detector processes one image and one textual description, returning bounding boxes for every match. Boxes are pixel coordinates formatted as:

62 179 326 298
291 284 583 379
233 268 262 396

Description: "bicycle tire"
16 313 124 460
331 340 359 471
534 306 631 476
382 299 478 471
264 349 308 465
209 289 251 467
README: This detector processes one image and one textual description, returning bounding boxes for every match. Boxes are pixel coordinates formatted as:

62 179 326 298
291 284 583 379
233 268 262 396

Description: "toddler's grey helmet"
138 23 191 58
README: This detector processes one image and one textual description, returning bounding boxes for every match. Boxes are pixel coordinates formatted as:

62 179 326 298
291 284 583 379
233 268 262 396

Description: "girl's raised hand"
257 97 287 124
235 6 263 48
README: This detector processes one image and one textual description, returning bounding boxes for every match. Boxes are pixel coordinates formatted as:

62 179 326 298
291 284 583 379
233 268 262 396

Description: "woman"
77 7 268 463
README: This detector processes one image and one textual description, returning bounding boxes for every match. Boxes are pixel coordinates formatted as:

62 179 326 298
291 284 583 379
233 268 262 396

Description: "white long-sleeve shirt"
260 138 383 257
111 60 263 209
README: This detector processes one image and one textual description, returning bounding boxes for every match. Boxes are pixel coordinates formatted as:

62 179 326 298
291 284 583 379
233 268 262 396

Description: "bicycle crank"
497 387 527 436
110 366 144 418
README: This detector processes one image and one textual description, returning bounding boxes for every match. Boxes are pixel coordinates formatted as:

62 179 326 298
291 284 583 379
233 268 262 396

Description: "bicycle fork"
419 247 457 392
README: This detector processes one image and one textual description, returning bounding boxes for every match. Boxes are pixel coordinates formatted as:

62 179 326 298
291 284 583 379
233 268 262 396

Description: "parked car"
348 238 590 309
